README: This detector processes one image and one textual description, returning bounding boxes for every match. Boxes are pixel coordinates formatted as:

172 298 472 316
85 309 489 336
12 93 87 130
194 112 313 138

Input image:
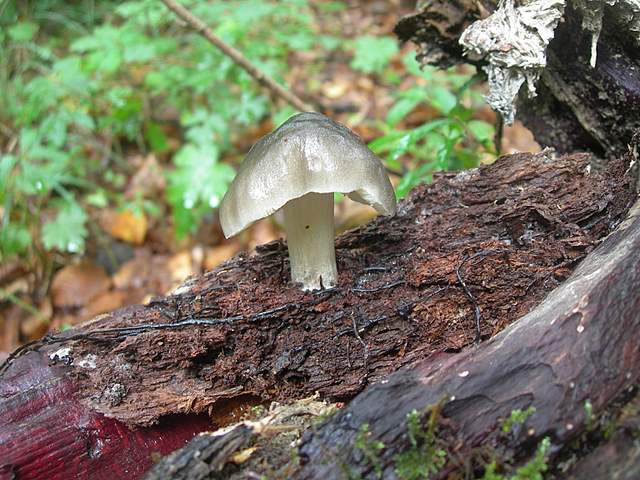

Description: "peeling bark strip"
395 0 640 157
0 149 635 478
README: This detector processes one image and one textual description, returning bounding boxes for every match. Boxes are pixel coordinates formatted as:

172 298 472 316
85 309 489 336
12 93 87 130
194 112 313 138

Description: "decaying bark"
293 187 640 478
395 0 640 157
0 348 213 480
0 144 636 478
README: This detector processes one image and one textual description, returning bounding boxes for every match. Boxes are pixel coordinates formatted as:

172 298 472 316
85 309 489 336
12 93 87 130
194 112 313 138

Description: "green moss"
394 407 446 480
353 423 386 479
501 407 536 434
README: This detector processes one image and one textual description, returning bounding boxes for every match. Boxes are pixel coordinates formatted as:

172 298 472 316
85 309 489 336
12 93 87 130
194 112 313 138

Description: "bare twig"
351 312 369 375
456 249 507 344
352 280 405 294
160 0 312 112
456 254 484 344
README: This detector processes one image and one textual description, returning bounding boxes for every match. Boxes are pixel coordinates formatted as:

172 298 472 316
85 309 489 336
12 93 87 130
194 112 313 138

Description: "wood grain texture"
0 351 213 480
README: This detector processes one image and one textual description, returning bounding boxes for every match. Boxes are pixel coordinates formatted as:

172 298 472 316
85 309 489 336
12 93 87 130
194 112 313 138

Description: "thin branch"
455 249 507 344
0 302 299 377
352 280 405 293
352 311 369 375
160 0 312 112
456 254 483 344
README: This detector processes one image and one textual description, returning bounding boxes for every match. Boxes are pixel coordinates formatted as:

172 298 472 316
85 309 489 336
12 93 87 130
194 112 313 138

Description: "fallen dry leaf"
100 209 148 245
230 447 257 465
503 121 541 154
167 251 194 285
79 290 126 322
203 242 242 270
125 154 166 199
112 254 152 290
51 263 111 309
0 304 22 352
247 219 280 250
20 297 52 340
335 201 377 234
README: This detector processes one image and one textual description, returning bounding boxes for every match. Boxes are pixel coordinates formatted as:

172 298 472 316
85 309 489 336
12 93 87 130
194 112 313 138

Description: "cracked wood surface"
293 159 640 479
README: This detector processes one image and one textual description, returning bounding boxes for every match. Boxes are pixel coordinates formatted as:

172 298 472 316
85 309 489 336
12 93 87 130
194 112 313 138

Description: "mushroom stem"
282 192 337 291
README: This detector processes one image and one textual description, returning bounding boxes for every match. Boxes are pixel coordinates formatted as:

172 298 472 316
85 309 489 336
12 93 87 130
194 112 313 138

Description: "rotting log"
0 144 636 478
395 0 640 157
292 160 640 478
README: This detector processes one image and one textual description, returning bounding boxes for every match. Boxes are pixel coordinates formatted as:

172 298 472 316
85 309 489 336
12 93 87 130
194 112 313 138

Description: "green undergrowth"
1 0 495 305
343 404 550 480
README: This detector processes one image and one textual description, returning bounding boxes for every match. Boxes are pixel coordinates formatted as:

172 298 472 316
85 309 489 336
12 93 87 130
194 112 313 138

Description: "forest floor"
0 0 539 360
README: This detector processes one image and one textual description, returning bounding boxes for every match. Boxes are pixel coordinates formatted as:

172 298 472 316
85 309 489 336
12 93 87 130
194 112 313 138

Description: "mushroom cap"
219 112 396 238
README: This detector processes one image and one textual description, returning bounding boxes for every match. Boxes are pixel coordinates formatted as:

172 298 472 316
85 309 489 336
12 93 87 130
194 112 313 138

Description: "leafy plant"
350 35 399 75
501 406 536 434
482 437 551 480
369 53 496 198
0 0 336 264
353 423 386 479
394 407 447 480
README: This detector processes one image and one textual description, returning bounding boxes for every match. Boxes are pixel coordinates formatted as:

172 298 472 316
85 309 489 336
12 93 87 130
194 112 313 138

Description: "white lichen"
460 0 565 124
460 0 640 123
77 354 98 369
50 347 72 361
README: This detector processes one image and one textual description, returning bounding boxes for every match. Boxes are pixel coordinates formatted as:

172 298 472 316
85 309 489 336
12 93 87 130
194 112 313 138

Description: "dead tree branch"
160 0 312 112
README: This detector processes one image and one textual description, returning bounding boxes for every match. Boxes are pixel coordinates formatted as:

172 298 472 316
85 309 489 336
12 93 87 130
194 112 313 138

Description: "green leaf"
0 224 32 259
42 203 88 253
0 155 17 203
144 122 169 153
467 120 495 143
274 106 299 127
430 86 457 115
41 112 69 148
8 21 39 42
287 32 314 51
350 35 398 75
402 51 434 80
86 190 109 208
368 131 407 154
16 155 68 196
94 49 122 73
124 43 156 63
167 143 236 238
319 35 341 51
390 134 412 161
385 98 421 126
70 35 103 52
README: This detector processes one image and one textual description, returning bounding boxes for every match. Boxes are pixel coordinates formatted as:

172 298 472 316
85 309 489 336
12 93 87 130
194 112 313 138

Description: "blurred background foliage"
0 0 524 349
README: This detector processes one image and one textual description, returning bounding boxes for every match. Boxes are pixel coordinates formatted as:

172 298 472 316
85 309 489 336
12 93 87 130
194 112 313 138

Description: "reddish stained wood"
0 351 212 480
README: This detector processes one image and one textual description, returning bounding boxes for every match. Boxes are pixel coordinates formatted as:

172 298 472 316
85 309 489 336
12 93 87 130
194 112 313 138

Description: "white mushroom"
219 112 396 291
